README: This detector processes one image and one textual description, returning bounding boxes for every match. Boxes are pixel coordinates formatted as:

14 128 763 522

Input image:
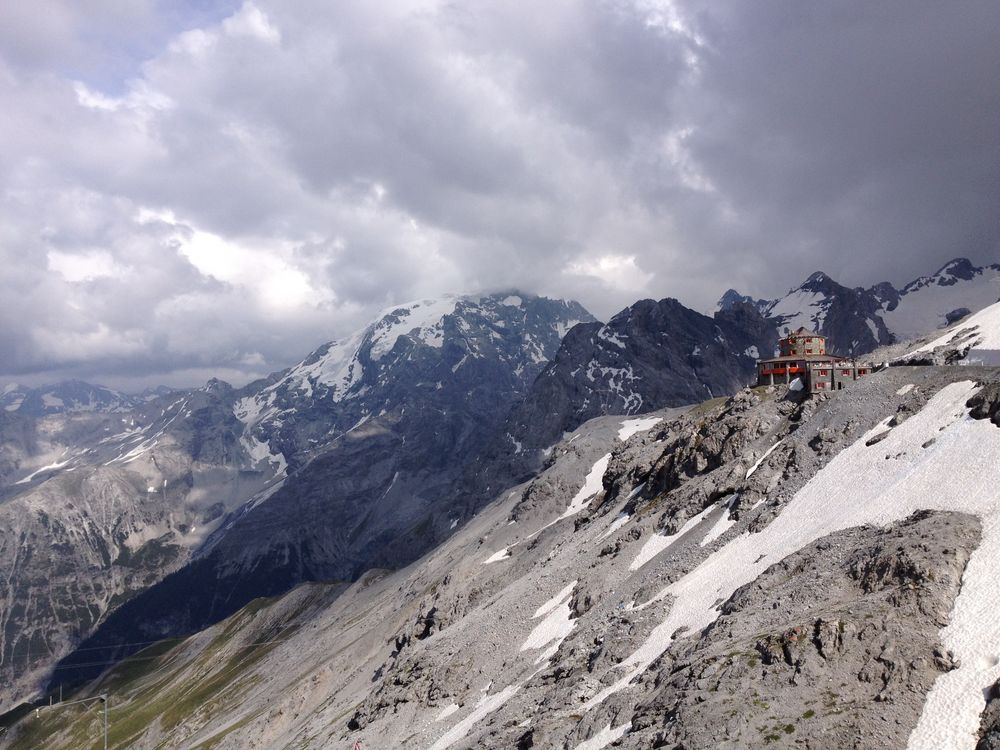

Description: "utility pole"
36 693 108 749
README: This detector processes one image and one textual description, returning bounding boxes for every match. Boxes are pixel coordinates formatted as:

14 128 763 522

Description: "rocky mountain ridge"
7 363 999 749
468 298 779 496
0 381 140 417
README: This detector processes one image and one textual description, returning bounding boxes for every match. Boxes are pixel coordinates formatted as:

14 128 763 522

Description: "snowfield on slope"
885 267 1000 342
908 300 1000 364
584 380 1000 750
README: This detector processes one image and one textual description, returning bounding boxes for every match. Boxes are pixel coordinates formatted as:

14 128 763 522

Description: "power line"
7 635 191 662
47 633 297 672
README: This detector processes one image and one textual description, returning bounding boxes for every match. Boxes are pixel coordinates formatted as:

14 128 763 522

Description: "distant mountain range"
1 256 998 720
8 310 1000 749
719 257 1000 356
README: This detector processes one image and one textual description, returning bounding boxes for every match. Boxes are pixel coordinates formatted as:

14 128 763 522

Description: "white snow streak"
745 440 782 479
532 581 577 620
482 547 511 565
628 504 715 571
597 512 631 542
485 453 612 564
435 703 460 721
699 501 737 547
15 457 73 484
522 582 576 655
554 453 610 523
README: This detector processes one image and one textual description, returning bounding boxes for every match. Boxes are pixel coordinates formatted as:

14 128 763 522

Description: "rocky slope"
0 383 280 710
8 363 1000 750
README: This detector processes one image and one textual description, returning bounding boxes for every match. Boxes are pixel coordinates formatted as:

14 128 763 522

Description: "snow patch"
556 453 610 521
768 289 828 333
555 319 584 339
369 296 459 360
907 301 1000 365
886 267 1000 341
435 703 460 721
700 498 738 547
522 581 577 660
41 393 64 408
574 723 630 750
532 581 577 620
482 547 511 565
598 326 627 349
16 457 73 484
618 416 662 441
428 685 520 750
597 512 631 542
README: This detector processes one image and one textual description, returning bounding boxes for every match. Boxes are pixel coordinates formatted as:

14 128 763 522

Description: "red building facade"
756 327 872 393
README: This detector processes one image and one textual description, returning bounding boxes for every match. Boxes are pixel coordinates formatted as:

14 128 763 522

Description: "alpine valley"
1 258 999 750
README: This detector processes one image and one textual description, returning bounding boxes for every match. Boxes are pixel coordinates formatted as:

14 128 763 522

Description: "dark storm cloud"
671 0 1000 291
0 0 996 389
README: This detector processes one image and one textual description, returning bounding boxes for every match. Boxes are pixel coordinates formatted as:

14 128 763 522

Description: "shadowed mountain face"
461 298 781 495
45 293 779 693
41 293 596 691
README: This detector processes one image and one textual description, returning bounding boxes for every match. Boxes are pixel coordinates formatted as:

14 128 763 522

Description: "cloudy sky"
2 0 998 389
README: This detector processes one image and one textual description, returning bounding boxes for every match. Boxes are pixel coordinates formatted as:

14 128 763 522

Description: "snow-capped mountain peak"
235 293 592 428
720 257 1000 355
368 296 461 361
230 291 594 480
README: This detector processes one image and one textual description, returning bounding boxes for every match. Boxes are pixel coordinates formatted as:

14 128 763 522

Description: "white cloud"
47 249 129 282
0 0 997 388
173 224 321 312
566 254 654 294
222 3 280 44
